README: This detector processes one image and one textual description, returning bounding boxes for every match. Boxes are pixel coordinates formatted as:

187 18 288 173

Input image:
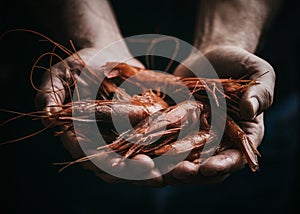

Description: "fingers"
34 52 90 124
61 127 243 186
35 65 67 110
239 54 275 120
203 46 275 120
174 46 275 121
35 64 68 126
200 149 246 176
203 46 276 113
61 128 239 186
61 130 159 184
163 160 229 186
171 161 200 179
95 155 163 187
127 154 155 172
237 113 265 148
93 158 162 186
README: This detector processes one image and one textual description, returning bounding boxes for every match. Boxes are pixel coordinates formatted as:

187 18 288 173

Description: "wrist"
79 44 143 69
194 0 270 54
199 44 249 55
72 30 125 49
199 40 254 55
84 35 132 58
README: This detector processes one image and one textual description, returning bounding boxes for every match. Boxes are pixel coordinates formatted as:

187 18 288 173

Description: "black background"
1 0 299 213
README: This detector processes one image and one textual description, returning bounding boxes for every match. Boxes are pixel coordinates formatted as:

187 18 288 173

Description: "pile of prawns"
1 30 260 172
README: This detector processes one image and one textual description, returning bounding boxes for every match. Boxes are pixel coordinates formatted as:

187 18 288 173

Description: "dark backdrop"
1 0 299 213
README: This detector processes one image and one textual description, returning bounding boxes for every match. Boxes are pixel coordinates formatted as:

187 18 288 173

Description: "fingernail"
44 107 53 116
241 98 259 120
249 98 259 119
45 106 63 116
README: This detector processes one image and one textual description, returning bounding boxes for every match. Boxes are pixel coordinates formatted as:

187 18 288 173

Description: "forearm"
29 0 125 49
195 0 281 53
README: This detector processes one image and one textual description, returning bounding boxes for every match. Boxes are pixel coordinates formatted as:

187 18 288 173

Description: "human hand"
165 45 275 185
35 47 166 185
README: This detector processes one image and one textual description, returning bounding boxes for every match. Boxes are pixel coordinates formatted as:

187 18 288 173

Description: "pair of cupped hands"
36 44 275 187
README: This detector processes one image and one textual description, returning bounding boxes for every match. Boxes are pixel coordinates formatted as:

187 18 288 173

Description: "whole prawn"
0 31 261 173
0 90 168 144
97 100 203 163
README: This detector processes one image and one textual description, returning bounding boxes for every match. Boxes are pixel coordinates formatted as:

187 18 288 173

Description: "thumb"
35 71 66 126
239 54 275 120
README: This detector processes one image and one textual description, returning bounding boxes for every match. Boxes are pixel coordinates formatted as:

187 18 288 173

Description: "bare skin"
34 0 280 186
170 0 280 185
